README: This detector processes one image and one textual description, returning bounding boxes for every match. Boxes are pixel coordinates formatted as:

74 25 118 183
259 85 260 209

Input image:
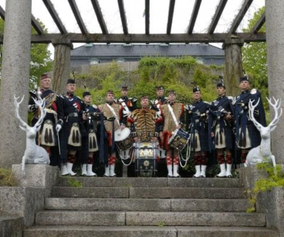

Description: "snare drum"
168 129 190 151
116 136 134 151
134 142 158 177
115 127 133 151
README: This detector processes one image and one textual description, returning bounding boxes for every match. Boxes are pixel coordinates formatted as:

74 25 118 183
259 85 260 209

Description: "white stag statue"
14 95 50 174
245 97 283 167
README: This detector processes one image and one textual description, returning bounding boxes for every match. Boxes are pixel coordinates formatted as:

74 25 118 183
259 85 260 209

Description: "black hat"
156 86 164 91
193 85 201 93
40 73 51 80
121 86 128 91
67 79 76 84
168 90 176 95
83 91 91 97
239 76 250 83
217 77 226 88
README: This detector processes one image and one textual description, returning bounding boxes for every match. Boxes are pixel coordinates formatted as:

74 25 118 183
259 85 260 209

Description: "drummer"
128 95 162 143
98 90 126 177
160 90 184 178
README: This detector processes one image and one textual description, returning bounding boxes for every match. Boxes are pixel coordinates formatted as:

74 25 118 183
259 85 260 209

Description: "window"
89 58 100 65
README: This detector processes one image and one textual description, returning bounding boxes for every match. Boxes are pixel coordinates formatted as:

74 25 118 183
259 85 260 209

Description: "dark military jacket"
186 99 210 152
208 95 234 151
234 89 266 149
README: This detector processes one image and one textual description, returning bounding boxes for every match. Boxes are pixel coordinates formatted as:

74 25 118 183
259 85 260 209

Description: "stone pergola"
0 0 282 168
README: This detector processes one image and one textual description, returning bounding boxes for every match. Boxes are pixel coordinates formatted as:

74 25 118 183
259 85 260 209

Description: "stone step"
57 177 241 188
36 211 125 226
51 187 245 199
24 226 279 237
35 211 265 227
45 198 249 212
126 212 266 227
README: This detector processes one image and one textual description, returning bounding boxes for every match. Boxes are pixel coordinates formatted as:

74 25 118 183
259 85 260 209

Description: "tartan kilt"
59 117 88 163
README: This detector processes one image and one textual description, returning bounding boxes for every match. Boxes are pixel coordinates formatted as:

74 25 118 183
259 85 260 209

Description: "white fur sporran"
89 130 98 152
41 120 56 146
68 123 81 147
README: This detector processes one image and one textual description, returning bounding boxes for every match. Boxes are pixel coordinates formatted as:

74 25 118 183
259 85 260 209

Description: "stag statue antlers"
245 97 283 167
14 95 50 175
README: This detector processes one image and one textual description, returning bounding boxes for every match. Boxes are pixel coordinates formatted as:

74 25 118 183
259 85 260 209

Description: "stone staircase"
24 177 279 237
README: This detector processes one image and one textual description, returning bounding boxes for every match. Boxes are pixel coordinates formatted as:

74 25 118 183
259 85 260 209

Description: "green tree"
0 18 52 89
242 7 268 109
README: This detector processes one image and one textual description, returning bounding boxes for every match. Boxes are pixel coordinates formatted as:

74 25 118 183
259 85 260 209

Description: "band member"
82 91 101 177
150 86 167 132
151 86 167 174
151 86 167 110
28 73 60 165
128 95 162 142
208 80 234 177
235 76 266 164
160 91 184 177
56 79 88 176
118 86 137 113
186 85 210 178
98 90 125 177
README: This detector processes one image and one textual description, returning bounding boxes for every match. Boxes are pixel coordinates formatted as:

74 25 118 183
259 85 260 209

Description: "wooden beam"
43 0 67 34
145 0 150 35
0 32 264 44
166 0 176 34
91 0 108 34
187 0 202 34
208 0 228 34
0 5 5 20
251 11 265 34
31 15 44 35
229 0 253 34
117 0 128 34
68 0 88 35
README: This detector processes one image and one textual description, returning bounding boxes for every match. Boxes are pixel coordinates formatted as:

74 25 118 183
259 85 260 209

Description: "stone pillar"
224 39 244 96
266 0 284 164
52 40 73 94
0 0 32 168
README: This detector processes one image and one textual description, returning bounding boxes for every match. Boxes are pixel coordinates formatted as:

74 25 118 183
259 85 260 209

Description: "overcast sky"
0 0 265 58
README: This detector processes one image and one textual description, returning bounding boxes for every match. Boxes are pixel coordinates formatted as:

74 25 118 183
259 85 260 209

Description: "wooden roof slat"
187 0 202 34
145 0 150 35
166 0 176 35
251 11 265 34
91 0 108 34
68 0 88 35
229 0 253 34
31 15 44 35
208 0 228 34
0 5 44 35
43 0 67 34
117 0 128 35
0 5 5 20
6 32 264 44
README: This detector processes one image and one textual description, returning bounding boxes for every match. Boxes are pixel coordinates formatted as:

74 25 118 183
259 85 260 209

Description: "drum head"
115 127 131 141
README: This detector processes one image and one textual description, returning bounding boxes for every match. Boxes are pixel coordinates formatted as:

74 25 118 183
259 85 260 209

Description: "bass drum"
168 129 190 151
134 142 158 177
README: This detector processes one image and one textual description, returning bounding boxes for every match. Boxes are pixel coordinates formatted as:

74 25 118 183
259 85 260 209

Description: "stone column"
52 40 73 94
0 0 32 168
223 39 244 96
266 0 284 164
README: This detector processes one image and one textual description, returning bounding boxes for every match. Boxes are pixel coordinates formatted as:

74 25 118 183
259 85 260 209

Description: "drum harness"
106 103 134 166
168 104 191 168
